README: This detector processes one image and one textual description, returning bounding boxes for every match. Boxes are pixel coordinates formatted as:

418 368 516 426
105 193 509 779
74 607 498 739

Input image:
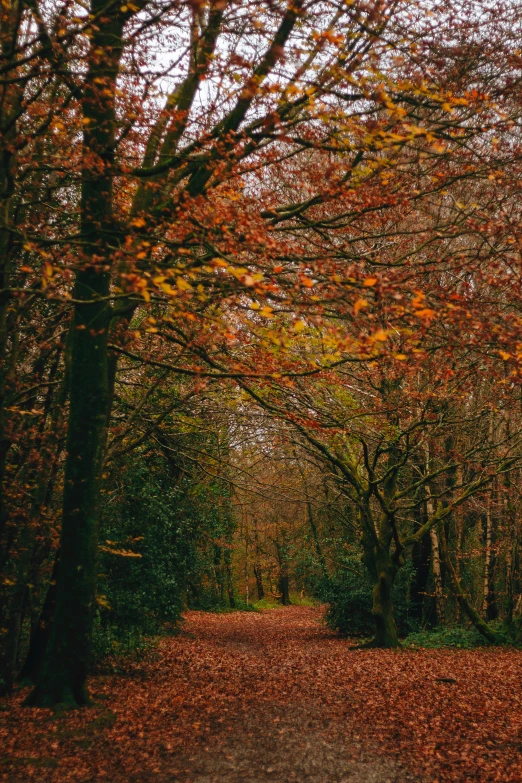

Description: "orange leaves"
371 329 388 342
353 298 369 315
414 308 436 319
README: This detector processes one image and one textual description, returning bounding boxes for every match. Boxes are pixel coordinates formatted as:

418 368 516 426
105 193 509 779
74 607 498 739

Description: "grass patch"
404 624 515 649
253 593 319 610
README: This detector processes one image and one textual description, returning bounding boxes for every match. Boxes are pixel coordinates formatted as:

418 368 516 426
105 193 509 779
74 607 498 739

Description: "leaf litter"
1 607 522 782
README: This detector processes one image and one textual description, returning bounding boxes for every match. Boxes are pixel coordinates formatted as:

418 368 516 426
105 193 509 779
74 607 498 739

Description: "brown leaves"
1 608 522 782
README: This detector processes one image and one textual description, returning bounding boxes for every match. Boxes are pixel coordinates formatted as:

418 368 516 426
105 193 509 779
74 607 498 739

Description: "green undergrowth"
404 623 516 649
252 593 319 610
208 598 258 613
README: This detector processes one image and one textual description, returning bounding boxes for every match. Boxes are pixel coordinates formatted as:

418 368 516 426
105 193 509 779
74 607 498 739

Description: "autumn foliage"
1 0 522 778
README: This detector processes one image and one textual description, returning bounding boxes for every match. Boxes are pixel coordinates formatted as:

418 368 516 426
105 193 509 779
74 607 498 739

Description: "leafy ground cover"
1 607 522 782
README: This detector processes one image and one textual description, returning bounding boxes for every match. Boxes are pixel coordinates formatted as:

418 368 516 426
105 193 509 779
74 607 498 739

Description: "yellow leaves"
499 351 512 361
131 217 146 228
363 277 378 287
96 594 112 610
161 281 178 296
414 308 436 319
176 277 193 292
223 265 263 287
395 353 408 361
43 262 54 279
293 320 306 332
259 306 274 318
354 298 368 315
99 544 142 558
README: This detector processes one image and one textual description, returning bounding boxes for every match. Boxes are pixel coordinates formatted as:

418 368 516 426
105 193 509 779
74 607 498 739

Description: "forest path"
2 606 522 782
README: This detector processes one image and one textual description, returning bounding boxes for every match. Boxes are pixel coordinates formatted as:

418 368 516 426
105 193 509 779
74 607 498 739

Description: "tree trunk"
439 526 497 643
26 9 124 708
278 571 291 606
0 522 36 694
370 551 400 648
410 496 431 623
224 548 235 608
505 492 518 626
429 526 445 627
20 553 59 683
254 563 265 600
482 489 499 622
253 518 264 600
425 468 445 626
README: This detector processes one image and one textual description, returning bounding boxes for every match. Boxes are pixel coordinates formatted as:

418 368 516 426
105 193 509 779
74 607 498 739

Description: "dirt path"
2 607 522 782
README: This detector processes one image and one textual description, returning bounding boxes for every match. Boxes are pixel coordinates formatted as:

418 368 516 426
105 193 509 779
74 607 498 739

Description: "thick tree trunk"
25 286 112 707
26 8 124 708
370 552 400 648
20 554 59 683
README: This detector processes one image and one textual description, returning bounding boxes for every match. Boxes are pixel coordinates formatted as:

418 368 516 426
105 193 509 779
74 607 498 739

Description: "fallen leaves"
1 608 522 782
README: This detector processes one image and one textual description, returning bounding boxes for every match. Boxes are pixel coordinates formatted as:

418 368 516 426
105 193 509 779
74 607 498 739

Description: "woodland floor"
1 607 522 783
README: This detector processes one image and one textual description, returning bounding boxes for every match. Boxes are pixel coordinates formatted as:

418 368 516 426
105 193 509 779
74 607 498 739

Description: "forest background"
2 0 522 710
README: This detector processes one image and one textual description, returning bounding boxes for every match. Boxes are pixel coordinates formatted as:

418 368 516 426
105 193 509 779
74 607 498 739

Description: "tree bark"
253 563 265 600
429 526 445 627
439 525 497 643
278 571 291 606
482 489 498 622
26 7 124 708
369 548 400 648
20 553 59 683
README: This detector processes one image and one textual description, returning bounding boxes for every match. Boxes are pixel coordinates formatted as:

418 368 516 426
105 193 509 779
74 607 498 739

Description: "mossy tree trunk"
26 6 124 708
439 524 498 644
363 540 401 649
